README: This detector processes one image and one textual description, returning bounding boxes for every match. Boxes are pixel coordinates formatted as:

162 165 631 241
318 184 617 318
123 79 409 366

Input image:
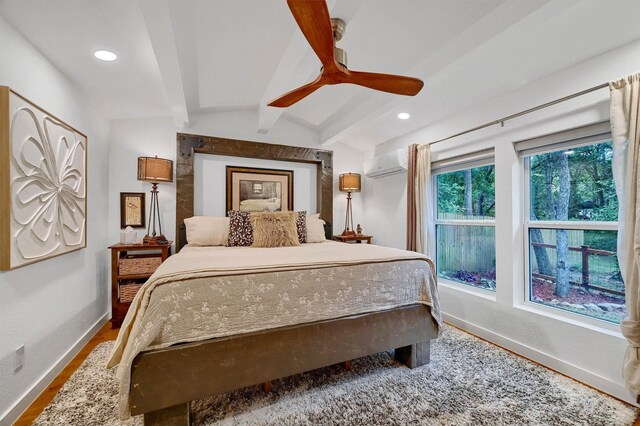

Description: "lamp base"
143 234 169 245
341 230 356 237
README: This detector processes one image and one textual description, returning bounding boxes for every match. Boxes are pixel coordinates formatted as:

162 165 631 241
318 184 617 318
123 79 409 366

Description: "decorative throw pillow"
227 210 253 247
251 212 301 248
184 216 229 246
306 213 327 243
296 211 307 243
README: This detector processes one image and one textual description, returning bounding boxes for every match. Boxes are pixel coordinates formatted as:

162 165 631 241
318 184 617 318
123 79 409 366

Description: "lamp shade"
339 172 361 193
137 156 173 183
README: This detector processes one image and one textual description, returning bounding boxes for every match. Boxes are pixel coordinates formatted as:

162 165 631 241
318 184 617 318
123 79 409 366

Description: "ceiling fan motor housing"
334 47 347 68
331 18 347 67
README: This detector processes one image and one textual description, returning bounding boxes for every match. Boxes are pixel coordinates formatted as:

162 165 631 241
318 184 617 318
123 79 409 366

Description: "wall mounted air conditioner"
364 148 408 178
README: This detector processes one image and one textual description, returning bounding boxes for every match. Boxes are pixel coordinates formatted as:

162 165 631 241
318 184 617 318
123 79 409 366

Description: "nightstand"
332 234 373 244
108 242 172 328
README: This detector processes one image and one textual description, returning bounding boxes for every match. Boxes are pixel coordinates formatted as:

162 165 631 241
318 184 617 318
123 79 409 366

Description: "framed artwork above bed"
226 166 293 213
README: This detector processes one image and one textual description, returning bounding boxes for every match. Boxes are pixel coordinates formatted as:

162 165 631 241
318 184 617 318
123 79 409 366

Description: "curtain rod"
428 82 609 146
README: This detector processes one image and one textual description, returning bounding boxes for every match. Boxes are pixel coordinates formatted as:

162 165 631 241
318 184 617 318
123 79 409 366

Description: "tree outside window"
435 164 496 291
526 141 624 323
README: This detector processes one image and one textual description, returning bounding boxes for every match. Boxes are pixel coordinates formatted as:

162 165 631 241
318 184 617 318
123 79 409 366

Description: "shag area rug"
35 326 636 425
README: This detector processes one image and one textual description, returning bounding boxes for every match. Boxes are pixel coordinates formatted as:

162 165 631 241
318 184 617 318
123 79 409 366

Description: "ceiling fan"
268 0 424 108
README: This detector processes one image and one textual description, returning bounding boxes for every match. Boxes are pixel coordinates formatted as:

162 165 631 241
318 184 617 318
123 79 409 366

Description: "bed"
106 134 442 425
107 241 441 425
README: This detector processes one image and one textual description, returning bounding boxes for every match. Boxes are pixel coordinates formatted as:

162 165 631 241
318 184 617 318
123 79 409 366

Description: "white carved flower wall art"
10 102 86 264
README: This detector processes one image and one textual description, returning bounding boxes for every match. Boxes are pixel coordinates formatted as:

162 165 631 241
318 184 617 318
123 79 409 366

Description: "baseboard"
443 312 637 407
0 312 109 426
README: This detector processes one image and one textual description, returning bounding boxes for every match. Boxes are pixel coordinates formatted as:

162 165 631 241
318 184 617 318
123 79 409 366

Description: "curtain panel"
610 73 640 396
406 144 418 251
415 145 433 256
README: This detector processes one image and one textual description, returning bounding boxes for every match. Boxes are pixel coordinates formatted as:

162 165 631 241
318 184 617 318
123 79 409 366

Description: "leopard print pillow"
296 211 307 244
227 210 253 247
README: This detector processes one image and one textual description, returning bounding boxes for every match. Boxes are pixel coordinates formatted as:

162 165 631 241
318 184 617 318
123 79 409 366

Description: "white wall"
364 39 640 404
107 110 364 246
0 15 111 424
361 171 406 248
107 116 177 245
332 143 365 236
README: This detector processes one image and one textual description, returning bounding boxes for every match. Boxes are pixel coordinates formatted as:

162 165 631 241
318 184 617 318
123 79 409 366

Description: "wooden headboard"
175 133 334 252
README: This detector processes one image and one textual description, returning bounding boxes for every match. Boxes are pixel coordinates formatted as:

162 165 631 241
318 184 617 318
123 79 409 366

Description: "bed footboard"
131 304 438 425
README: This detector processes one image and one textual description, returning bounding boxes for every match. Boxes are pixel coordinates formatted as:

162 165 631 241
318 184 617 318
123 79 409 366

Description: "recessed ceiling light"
397 112 410 120
94 50 117 61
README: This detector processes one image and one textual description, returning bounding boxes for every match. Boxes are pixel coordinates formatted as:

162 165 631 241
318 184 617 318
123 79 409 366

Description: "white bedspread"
107 241 441 419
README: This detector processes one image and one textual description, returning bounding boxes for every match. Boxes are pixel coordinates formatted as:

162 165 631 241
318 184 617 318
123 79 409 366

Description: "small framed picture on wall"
120 192 146 228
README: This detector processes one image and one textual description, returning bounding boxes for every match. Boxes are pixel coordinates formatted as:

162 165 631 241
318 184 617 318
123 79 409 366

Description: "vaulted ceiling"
1 0 639 151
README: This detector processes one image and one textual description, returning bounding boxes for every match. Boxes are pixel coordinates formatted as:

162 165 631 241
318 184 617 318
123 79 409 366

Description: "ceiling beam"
257 0 364 134
138 0 190 127
320 0 557 147
256 36 319 134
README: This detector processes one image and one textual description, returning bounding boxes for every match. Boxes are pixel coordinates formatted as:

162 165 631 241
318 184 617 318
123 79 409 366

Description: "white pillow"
306 214 326 243
184 216 229 246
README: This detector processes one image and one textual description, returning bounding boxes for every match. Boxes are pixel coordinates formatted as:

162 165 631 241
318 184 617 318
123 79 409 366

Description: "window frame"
521 134 621 328
433 160 497 293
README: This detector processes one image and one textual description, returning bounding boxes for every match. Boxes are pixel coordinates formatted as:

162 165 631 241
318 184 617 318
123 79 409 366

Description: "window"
523 136 624 324
435 163 496 291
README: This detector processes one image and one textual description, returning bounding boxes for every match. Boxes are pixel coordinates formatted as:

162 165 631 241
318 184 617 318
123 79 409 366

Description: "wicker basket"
119 256 162 276
120 282 143 303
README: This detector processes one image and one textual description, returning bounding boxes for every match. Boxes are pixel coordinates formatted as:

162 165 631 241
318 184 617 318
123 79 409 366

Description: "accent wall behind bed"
194 155 317 216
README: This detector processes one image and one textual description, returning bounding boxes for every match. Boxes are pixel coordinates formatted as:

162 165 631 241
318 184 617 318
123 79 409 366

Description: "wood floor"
13 321 640 425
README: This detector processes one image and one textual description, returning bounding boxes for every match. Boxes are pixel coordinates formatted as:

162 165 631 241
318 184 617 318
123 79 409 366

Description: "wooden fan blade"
287 0 337 70
268 75 326 107
343 70 424 96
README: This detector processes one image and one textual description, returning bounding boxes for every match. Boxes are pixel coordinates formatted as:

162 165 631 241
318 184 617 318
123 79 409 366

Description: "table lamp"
137 156 173 244
339 172 361 236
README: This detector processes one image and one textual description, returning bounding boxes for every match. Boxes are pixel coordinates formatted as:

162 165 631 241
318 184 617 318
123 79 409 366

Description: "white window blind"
431 148 495 174
514 121 611 157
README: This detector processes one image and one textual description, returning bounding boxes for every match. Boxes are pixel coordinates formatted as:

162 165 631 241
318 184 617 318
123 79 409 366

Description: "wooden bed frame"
124 134 438 425
130 304 438 425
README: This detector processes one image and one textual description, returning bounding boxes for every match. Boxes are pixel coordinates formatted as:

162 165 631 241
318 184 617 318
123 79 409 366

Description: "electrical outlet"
14 345 24 372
